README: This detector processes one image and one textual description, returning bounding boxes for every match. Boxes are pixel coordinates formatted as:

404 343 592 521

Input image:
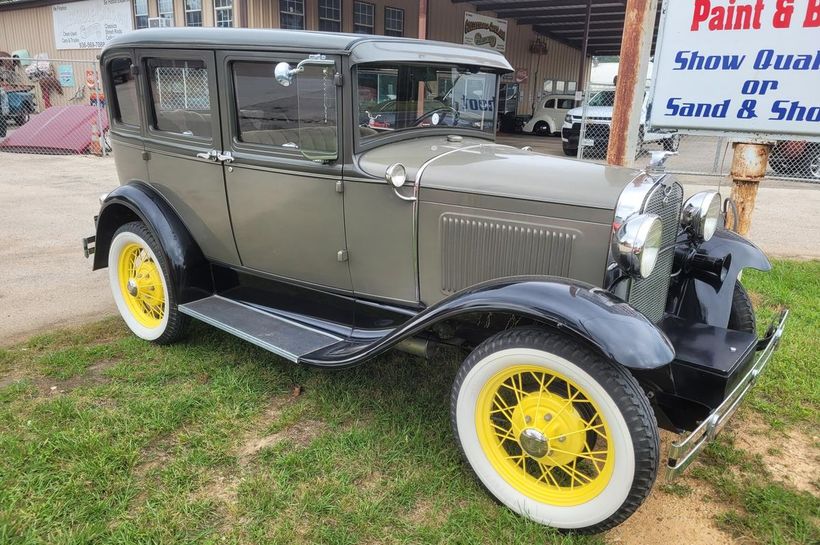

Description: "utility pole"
576 0 592 105
725 142 772 236
606 0 657 167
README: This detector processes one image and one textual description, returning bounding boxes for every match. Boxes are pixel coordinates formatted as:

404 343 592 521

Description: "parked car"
561 89 679 156
1 85 35 128
769 140 820 180
84 28 787 534
522 93 576 136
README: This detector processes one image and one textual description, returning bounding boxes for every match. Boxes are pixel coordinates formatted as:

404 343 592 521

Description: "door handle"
196 149 218 161
216 151 234 163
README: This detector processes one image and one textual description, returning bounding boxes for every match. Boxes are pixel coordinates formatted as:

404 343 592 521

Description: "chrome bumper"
666 309 789 479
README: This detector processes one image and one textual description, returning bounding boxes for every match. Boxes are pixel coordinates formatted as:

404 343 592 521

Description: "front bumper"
666 309 789 479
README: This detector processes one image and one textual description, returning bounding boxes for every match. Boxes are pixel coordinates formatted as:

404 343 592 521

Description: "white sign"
650 0 820 138
52 0 133 50
463 12 507 53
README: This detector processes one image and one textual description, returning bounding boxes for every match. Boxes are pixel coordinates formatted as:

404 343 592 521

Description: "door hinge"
335 180 344 193
141 151 150 161
337 249 349 262
334 72 343 87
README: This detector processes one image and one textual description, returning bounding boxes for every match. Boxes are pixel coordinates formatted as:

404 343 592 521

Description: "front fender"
673 228 771 328
303 277 675 370
93 182 212 304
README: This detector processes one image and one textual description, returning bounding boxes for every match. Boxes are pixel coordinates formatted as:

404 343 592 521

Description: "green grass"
0 260 817 544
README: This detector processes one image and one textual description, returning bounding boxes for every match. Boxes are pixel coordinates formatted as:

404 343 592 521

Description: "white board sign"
463 12 507 53
52 0 133 50
649 0 820 138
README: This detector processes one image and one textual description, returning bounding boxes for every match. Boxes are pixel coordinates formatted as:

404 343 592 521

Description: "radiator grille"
441 215 576 294
627 182 683 322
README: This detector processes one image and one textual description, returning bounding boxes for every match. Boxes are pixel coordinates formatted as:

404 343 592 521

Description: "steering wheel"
412 106 459 127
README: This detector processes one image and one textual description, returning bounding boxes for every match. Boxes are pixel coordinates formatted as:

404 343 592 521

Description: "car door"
139 49 240 266
217 51 351 292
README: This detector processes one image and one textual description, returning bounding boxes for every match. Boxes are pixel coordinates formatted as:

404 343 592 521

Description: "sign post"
649 0 820 234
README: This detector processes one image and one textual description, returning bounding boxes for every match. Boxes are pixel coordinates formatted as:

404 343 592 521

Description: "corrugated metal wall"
428 1 589 116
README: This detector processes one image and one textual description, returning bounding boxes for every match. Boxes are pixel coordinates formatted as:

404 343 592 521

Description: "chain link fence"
569 83 819 183
0 56 109 156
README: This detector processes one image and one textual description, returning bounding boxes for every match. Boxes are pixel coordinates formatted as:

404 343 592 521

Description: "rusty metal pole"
418 0 427 40
576 0 592 105
606 0 657 167
726 142 772 236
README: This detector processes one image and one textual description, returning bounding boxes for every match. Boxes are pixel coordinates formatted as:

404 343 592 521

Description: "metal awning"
452 0 660 56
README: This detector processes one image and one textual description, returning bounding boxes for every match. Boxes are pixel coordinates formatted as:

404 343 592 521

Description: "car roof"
103 28 514 72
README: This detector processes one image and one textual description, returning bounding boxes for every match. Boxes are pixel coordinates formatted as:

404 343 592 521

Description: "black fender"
672 228 771 328
93 181 212 304
303 276 675 370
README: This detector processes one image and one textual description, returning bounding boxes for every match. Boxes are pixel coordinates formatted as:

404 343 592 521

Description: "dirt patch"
237 418 328 460
727 415 819 494
607 431 735 545
0 357 119 395
404 498 452 528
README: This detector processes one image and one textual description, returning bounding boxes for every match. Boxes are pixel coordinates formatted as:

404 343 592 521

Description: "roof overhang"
451 0 660 57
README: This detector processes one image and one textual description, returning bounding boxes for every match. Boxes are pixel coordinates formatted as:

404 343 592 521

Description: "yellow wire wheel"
108 221 184 344
452 327 659 532
475 364 614 506
117 242 166 328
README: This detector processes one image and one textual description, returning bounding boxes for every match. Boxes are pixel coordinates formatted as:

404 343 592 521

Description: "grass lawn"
0 260 817 544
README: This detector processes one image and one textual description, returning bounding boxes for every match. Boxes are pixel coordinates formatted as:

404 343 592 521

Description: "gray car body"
101 28 637 311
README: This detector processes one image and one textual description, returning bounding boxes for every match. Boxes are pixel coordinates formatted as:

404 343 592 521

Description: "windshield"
588 90 616 107
356 63 498 140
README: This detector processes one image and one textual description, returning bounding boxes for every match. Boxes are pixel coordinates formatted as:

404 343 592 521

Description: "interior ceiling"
453 0 661 57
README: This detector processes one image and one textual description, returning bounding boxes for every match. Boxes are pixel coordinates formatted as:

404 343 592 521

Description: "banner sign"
57 64 75 87
649 0 819 138
463 12 508 53
52 0 133 50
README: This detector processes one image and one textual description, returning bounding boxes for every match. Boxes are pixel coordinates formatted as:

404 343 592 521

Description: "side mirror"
274 54 336 87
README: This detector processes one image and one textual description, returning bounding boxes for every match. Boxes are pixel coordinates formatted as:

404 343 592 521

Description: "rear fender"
672 228 771 328
93 182 212 304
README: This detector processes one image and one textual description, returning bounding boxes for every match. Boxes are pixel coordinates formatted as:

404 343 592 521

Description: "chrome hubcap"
519 427 549 458
126 278 139 297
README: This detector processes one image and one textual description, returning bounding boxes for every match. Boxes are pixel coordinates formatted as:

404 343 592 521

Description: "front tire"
728 281 756 334
451 327 659 533
108 221 187 344
562 143 577 157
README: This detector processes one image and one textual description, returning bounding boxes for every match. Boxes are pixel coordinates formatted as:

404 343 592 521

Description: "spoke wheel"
477 365 614 506
451 327 659 532
108 221 187 344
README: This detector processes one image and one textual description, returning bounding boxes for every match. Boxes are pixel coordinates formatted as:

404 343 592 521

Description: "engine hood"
357 136 641 211
566 105 614 119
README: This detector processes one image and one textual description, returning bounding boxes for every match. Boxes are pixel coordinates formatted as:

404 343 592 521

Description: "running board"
179 296 343 362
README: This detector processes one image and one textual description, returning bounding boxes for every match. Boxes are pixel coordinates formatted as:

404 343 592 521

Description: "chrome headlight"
681 191 721 241
612 214 664 278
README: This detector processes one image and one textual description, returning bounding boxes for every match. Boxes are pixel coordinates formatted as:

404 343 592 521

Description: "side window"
233 60 337 161
558 99 575 109
146 58 211 138
110 57 140 127
544 98 556 109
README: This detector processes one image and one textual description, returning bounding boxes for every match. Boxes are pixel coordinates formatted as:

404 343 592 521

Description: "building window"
353 1 374 34
185 0 202 26
318 0 341 32
214 0 233 27
134 0 149 29
158 0 174 21
384 6 403 36
280 0 305 30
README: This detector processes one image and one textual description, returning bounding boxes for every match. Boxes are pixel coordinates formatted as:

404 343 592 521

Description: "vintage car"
521 93 576 137
83 28 787 533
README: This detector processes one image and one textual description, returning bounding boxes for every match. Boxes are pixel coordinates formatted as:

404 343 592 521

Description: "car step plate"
179 296 343 362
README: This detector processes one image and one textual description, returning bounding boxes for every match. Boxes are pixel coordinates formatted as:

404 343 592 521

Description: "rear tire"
108 221 188 344
534 121 551 137
451 327 659 533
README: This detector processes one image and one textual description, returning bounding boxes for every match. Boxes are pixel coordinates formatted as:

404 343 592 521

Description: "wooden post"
726 142 771 236
576 0 592 106
606 0 657 167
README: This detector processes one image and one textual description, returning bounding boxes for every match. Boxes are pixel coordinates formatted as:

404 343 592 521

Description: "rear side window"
146 58 211 138
109 57 139 126
558 98 575 109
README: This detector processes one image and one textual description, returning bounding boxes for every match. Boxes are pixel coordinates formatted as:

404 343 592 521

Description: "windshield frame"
352 62 504 154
